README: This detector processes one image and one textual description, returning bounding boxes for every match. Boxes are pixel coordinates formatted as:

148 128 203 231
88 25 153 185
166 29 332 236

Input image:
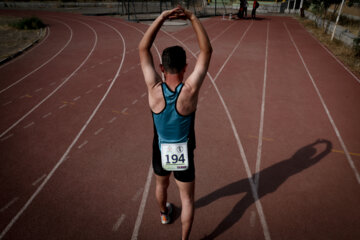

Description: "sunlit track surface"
0 11 359 240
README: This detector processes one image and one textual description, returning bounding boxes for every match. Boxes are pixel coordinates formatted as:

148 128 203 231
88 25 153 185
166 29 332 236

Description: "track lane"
0 15 126 238
257 17 360 240
284 19 360 182
1 12 359 240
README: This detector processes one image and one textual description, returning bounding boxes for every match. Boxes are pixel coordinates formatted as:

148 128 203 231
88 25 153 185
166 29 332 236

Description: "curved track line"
0 26 50 70
103 19 162 240
296 21 360 84
0 19 126 240
0 19 97 139
163 21 272 240
0 18 73 94
255 22 270 190
284 22 360 185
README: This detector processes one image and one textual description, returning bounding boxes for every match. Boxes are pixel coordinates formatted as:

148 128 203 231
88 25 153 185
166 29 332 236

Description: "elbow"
204 45 213 56
138 40 150 52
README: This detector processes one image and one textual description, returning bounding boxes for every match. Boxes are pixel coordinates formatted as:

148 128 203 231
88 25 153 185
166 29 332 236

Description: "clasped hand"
162 6 192 20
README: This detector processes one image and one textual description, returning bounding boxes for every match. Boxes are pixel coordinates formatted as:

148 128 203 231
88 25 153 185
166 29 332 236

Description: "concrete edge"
0 27 47 66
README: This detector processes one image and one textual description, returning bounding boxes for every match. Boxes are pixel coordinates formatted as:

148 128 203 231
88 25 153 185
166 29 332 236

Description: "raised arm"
139 8 183 90
182 8 212 92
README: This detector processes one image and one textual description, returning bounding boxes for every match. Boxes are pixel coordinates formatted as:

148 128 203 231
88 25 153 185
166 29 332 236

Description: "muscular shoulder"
149 83 165 114
177 83 199 115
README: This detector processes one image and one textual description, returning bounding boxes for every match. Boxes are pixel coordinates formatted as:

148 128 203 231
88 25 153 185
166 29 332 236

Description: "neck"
164 73 182 91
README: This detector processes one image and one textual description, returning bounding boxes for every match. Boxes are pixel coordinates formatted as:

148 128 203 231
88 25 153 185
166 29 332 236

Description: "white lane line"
23 122 35 129
163 22 271 240
97 83 103 88
91 65 96 69
2 101 12 106
73 96 81 101
132 99 138 105
112 214 126 232
213 22 252 83
86 89 93 94
0 19 113 239
34 88 43 93
58 104 67 109
32 174 47 186
110 19 160 240
284 22 360 184
49 81 56 86
131 164 153 240
141 92 146 98
0 133 14 142
77 140 88 149
254 22 270 190
42 112 52 119
132 188 144 202
94 128 104 135
107 78 113 82
121 107 128 113
0 19 73 94
108 117 117 124
296 22 360 84
0 198 19 213
0 20 98 139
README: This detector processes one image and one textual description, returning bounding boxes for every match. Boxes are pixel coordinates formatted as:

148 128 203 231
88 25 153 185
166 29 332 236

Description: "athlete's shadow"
196 139 332 239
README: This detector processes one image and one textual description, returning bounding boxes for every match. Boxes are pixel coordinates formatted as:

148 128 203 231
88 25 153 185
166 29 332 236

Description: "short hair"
161 46 186 74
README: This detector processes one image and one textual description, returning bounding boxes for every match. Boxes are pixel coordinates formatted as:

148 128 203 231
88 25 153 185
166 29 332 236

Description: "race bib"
160 141 189 171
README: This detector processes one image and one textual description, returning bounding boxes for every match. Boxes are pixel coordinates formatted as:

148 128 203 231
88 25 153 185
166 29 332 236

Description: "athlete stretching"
139 6 212 240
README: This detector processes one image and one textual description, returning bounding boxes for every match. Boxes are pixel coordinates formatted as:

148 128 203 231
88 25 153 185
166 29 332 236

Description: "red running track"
0 10 359 240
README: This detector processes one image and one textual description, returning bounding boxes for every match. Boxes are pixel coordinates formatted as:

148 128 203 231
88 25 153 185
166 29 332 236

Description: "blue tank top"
152 83 195 147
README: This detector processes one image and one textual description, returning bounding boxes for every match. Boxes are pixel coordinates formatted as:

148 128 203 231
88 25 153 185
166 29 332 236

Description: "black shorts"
152 119 196 182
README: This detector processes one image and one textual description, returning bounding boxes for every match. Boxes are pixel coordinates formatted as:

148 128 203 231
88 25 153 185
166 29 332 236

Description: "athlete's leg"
155 174 170 213
175 179 195 240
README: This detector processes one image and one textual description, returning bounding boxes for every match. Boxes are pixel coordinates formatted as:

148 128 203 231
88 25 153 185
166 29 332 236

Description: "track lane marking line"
42 112 52 119
112 214 126 232
32 174 47 186
23 122 35 129
284 22 360 184
108 117 117 123
2 101 12 106
77 140 88 149
0 133 14 142
0 198 19 213
94 128 104 135
255 22 270 191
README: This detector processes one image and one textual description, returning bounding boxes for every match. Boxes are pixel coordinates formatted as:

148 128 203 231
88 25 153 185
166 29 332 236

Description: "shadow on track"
196 139 332 239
